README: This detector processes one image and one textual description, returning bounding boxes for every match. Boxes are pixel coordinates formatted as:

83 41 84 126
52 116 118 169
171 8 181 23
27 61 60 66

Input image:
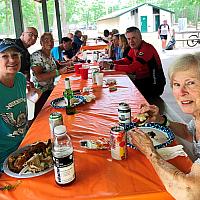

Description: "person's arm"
139 104 193 141
129 128 200 200
31 65 68 82
63 54 71 62
158 25 161 39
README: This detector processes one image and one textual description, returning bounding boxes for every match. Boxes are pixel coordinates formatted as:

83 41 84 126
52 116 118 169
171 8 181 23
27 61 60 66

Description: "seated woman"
0 39 28 171
108 33 122 60
30 32 69 117
119 34 130 58
129 53 200 200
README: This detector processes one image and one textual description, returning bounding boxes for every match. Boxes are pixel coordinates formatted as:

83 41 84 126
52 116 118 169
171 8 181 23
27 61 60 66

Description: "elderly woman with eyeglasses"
129 53 200 200
0 40 29 171
30 32 69 117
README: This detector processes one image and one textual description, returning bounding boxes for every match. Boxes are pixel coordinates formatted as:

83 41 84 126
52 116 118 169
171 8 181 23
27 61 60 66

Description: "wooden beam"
41 0 49 32
11 0 24 38
54 0 62 43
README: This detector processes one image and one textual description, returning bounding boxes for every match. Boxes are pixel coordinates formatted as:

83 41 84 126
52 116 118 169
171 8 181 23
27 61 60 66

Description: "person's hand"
59 67 69 75
99 61 110 70
128 128 156 158
72 56 78 62
26 80 34 93
139 104 164 124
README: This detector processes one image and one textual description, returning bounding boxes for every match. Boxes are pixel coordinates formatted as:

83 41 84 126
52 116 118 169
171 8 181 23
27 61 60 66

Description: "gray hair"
125 26 142 39
168 53 200 85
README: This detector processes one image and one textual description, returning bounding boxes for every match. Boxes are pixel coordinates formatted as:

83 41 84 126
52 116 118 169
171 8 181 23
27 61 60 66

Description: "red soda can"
110 126 127 160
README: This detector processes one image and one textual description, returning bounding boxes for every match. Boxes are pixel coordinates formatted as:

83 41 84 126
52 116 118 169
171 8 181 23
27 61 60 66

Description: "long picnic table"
0 71 192 200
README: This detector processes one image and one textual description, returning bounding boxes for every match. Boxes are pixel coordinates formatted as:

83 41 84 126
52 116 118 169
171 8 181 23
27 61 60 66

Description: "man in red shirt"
100 26 166 99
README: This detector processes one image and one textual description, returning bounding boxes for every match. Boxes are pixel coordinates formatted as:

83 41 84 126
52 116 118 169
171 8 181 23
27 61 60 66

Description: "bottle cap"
54 125 66 136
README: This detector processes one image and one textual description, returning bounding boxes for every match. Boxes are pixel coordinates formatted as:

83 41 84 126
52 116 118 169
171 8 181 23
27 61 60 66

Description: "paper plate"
50 95 85 109
127 123 175 149
3 145 53 178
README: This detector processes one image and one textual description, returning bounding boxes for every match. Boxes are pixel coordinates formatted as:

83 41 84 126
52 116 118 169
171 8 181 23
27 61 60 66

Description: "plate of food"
3 140 53 178
127 123 175 149
50 95 85 109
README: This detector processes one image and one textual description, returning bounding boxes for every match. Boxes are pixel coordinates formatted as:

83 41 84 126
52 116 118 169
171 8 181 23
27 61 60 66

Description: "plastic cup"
80 67 89 80
95 73 104 86
74 63 82 75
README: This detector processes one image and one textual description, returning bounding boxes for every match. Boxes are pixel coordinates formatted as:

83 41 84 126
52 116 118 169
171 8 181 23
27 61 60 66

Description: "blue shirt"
0 72 28 170
114 46 122 60
51 46 64 62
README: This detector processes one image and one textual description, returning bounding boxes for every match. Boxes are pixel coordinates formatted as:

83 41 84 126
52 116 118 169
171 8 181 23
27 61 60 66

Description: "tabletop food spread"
0 67 192 200
3 140 53 178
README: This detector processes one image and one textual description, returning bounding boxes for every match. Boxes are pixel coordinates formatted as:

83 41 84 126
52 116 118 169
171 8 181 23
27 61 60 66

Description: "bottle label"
118 109 131 124
53 153 75 184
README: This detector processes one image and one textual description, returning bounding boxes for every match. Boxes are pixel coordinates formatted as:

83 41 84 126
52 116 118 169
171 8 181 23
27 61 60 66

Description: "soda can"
110 126 127 160
49 112 63 138
118 102 131 125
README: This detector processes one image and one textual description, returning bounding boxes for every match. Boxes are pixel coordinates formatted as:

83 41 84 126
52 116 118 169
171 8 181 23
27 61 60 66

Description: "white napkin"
156 145 188 160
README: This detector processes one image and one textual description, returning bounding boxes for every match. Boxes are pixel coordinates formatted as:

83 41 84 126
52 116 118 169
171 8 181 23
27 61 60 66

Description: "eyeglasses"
25 32 38 39
0 52 21 60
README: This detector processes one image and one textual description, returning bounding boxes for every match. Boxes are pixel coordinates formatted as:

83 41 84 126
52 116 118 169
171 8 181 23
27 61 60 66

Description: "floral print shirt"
30 50 57 92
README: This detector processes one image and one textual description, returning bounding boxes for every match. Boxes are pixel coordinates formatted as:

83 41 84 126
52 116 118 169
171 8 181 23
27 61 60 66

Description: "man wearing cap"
0 39 29 171
15 27 38 81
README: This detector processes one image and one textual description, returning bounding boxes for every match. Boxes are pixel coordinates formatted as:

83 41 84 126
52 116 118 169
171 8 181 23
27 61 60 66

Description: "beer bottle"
63 78 76 115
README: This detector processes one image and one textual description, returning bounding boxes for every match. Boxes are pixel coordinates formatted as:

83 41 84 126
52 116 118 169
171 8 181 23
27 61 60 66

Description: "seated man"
51 37 72 66
100 26 166 99
14 27 38 89
73 30 86 51
62 37 79 62
98 29 111 44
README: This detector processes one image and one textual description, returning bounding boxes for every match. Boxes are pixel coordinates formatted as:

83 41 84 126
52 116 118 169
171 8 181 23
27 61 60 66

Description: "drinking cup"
80 67 89 80
74 63 82 75
95 72 104 86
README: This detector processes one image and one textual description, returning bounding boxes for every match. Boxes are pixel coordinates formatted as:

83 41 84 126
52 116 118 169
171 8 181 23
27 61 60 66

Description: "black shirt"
63 42 79 59
15 38 30 76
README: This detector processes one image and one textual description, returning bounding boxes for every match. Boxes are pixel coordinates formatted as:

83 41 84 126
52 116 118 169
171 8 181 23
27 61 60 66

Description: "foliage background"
0 0 199 36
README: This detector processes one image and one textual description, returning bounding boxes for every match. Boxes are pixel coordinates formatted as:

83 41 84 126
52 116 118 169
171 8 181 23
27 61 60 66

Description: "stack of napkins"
156 145 188 160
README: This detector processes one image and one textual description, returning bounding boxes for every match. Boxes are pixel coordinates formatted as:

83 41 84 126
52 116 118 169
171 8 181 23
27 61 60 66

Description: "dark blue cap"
0 39 23 53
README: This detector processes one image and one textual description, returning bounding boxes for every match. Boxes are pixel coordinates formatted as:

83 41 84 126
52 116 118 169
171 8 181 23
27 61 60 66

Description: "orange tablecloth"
0 72 192 200
81 44 107 51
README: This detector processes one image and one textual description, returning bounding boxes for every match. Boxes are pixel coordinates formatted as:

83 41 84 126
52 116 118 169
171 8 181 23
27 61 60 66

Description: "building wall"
138 5 154 32
160 10 172 27
97 18 119 34
119 12 132 33
97 5 173 34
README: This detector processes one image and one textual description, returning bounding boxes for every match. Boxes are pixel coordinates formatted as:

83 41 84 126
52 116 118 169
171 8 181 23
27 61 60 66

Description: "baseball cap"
0 39 23 53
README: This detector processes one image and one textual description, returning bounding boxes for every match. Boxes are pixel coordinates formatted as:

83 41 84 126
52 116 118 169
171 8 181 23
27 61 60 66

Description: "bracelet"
55 69 60 77
160 115 170 127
